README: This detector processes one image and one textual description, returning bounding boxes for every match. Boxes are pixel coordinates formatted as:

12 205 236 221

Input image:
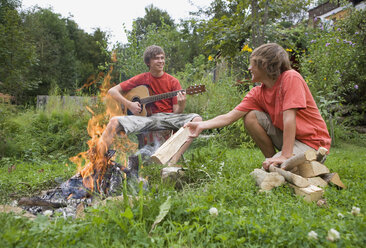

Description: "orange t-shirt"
235 70 331 150
119 72 181 114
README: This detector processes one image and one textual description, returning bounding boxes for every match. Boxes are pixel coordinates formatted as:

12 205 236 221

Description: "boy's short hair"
143 45 165 67
250 43 291 80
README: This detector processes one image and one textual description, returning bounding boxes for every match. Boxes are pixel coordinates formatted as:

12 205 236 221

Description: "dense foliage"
0 98 90 160
300 9 366 127
0 0 110 104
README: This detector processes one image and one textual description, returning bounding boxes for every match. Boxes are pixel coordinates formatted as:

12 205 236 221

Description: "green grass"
0 141 365 247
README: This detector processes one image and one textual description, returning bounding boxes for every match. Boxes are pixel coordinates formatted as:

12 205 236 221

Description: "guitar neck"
140 90 184 105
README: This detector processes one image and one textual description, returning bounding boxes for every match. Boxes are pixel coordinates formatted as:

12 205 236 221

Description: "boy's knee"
244 111 258 128
192 116 203 122
106 117 122 132
109 117 119 127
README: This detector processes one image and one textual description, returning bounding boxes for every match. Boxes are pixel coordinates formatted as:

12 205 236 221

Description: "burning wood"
17 151 146 218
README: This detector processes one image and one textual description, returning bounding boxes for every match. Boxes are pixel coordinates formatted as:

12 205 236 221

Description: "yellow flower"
286 48 293 52
242 44 253 52
324 78 327 80
308 60 313 63
208 55 213 61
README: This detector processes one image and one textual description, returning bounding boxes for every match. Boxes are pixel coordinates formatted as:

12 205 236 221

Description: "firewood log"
18 197 67 208
289 184 324 202
320 173 346 189
307 176 328 187
250 169 285 190
269 165 309 188
297 161 330 178
280 149 317 171
151 127 190 165
316 147 328 163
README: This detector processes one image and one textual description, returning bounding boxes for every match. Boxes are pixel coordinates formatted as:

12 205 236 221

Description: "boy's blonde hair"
143 45 165 68
250 43 291 80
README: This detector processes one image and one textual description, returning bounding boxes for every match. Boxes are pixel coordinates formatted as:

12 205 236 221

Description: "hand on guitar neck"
122 85 206 116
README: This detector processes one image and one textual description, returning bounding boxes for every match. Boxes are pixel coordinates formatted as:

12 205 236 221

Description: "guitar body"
122 85 151 116
121 84 206 117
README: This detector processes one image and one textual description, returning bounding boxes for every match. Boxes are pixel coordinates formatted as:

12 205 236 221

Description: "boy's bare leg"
168 116 203 166
244 111 276 158
97 117 121 157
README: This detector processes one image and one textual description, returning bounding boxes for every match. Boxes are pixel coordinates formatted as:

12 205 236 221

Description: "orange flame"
70 51 138 193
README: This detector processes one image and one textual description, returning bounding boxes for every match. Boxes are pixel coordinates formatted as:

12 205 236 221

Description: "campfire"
16 52 155 218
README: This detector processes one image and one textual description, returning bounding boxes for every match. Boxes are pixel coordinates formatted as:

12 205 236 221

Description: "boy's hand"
184 122 203 138
177 91 186 103
128 101 142 115
262 155 288 171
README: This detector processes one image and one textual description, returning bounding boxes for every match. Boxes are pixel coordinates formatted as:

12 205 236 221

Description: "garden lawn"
0 142 365 247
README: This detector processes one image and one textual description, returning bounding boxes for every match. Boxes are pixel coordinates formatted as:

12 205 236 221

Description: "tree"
22 7 110 96
196 0 311 57
134 4 175 42
0 0 38 103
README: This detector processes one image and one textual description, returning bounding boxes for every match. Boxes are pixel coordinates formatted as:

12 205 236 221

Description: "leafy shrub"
300 9 366 127
0 97 91 162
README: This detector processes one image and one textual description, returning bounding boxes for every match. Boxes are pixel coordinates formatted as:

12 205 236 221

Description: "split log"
320 173 346 189
18 197 67 208
151 127 190 165
297 161 330 178
280 149 317 171
307 176 328 187
316 147 328 163
269 165 309 188
289 184 324 202
290 166 299 175
250 169 285 190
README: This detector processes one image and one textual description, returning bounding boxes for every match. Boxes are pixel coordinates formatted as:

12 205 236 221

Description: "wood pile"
250 147 346 202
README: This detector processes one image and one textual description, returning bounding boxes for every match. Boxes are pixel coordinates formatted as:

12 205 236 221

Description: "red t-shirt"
235 70 331 150
119 72 182 113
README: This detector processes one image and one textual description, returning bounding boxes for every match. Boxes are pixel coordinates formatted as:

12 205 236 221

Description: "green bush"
300 9 366 127
0 98 91 163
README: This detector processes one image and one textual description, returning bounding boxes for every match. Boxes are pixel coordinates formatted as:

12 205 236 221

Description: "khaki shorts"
116 112 200 134
254 110 315 157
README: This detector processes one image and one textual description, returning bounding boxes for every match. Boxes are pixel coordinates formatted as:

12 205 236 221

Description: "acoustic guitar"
122 84 206 116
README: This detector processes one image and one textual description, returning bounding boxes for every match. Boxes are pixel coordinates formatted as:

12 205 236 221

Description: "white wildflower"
337 213 344 218
209 207 218 217
351 206 360 216
43 210 53 217
307 230 318 240
326 228 340 242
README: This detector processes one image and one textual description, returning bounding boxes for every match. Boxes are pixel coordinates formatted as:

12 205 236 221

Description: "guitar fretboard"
140 90 184 105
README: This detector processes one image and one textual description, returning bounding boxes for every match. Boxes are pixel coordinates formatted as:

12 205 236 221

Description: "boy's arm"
262 109 297 170
281 108 297 158
184 109 247 137
172 91 186 114
108 84 141 115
